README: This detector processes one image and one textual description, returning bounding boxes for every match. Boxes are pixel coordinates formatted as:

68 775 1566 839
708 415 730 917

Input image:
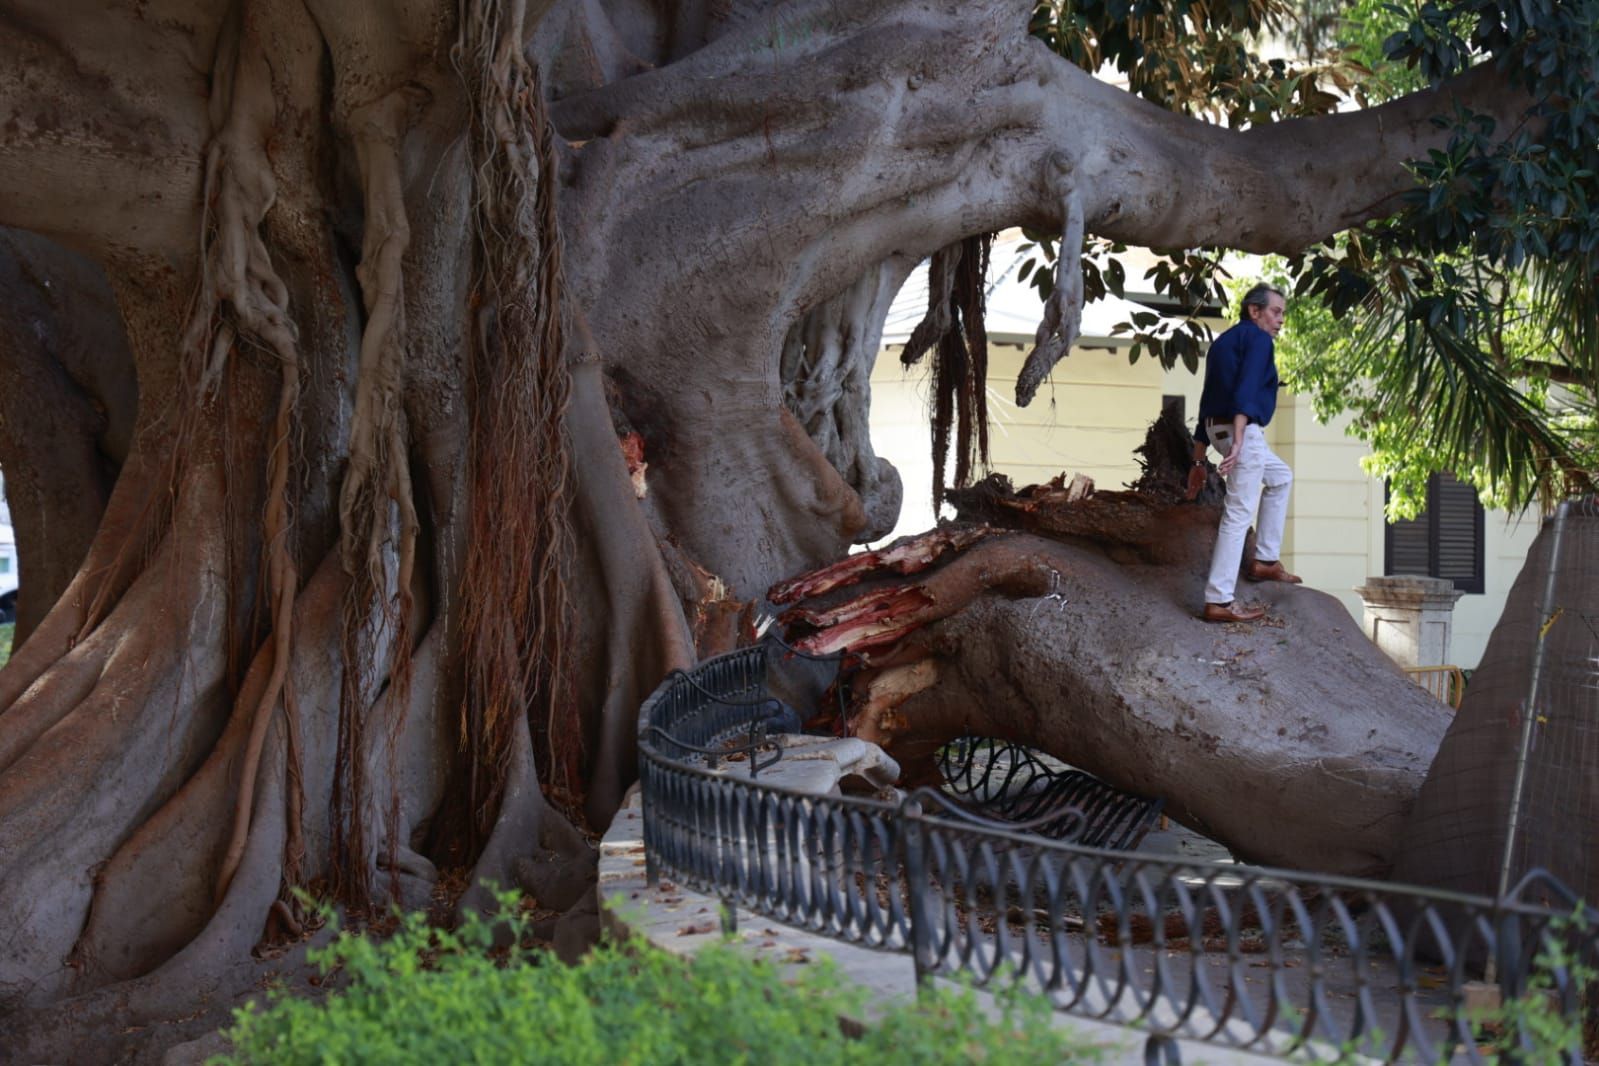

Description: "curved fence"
937 736 1165 848
637 639 1595 1063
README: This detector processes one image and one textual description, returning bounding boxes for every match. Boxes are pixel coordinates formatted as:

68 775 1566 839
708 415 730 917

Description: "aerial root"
328 84 427 905
1015 161 1083 407
181 21 306 908
456 0 578 828
899 235 993 503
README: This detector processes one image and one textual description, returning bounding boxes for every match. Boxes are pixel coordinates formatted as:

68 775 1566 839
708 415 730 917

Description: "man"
1186 284 1302 623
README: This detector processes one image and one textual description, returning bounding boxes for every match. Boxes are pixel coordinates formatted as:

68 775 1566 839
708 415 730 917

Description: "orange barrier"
1404 664 1465 710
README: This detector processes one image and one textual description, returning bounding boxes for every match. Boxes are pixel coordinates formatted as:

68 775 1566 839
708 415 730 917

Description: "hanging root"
900 234 993 506
54 22 318 652
1015 156 1084 408
170 16 305 907
328 88 423 906
455 0 576 836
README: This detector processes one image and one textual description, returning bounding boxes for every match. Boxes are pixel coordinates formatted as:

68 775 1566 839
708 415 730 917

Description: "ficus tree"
0 0 1594 1058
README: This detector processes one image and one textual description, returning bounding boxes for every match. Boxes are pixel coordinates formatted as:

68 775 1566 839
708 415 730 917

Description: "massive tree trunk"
0 0 1537 1057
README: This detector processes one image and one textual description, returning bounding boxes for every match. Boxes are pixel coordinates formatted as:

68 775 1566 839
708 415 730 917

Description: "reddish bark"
778 534 1060 655
768 525 994 605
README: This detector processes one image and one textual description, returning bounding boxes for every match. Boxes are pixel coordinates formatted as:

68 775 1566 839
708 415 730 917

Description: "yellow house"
869 234 1537 670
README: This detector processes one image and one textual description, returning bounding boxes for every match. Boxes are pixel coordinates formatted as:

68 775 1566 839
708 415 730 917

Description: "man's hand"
1184 464 1206 500
1219 414 1248 477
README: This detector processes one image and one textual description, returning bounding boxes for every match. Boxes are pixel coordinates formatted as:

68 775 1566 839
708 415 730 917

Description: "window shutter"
1432 474 1484 593
1387 514 1432 575
1384 473 1485 593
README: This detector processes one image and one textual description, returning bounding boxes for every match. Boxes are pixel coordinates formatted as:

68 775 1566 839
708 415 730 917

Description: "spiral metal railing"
937 737 1165 849
637 640 1595 1063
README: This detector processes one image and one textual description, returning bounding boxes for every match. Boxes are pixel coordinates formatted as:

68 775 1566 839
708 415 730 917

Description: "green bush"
215 894 1102 1065
0 622 12 669
1468 907 1595 1064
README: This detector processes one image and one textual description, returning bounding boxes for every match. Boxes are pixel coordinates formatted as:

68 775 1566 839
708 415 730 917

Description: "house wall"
1266 394 1378 623
870 341 1167 539
867 342 1538 670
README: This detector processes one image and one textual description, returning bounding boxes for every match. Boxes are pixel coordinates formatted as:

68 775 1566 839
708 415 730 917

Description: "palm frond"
1344 278 1596 513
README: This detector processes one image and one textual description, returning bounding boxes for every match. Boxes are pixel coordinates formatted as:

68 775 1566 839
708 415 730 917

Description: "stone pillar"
1354 575 1465 669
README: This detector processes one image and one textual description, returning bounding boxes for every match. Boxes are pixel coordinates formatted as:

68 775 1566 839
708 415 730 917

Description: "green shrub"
215 893 1103 1065
0 622 12 669
1468 907 1595 1064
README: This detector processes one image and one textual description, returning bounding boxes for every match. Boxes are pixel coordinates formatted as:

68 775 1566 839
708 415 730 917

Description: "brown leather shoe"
1246 560 1303 585
1202 601 1266 623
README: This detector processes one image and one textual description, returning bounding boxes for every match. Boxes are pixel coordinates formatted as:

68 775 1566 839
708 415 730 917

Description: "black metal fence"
936 736 1166 849
637 640 1596 1063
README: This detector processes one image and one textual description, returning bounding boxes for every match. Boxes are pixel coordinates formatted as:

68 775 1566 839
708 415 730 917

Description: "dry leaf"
677 921 718 936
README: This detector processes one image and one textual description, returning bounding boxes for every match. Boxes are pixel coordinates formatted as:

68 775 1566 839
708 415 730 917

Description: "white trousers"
1205 423 1292 604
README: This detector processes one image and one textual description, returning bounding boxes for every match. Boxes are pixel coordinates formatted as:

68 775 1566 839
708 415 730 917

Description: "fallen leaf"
677 921 718 936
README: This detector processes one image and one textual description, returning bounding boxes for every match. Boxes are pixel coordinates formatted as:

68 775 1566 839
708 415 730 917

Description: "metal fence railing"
936 736 1165 849
637 639 1595 1063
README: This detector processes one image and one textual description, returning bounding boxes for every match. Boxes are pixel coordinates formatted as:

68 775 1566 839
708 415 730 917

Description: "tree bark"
879 535 1447 878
